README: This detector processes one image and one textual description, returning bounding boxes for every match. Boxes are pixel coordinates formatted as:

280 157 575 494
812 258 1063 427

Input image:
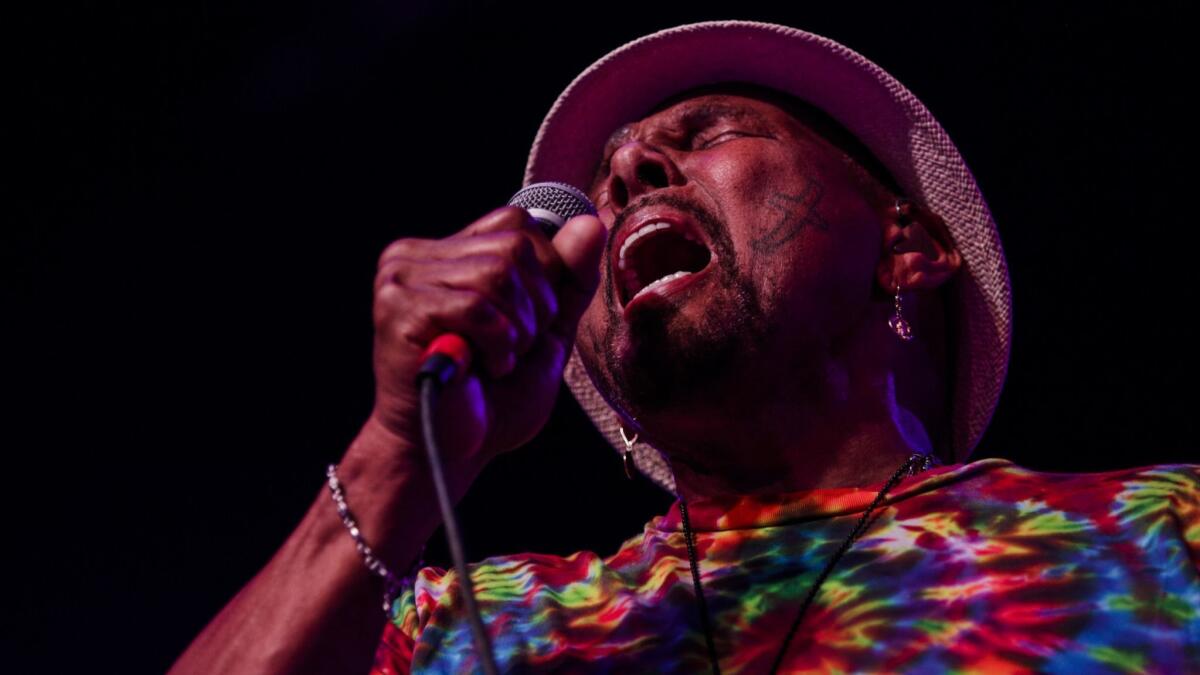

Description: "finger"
391 255 539 356
453 205 534 239
378 233 528 270
378 230 559 337
547 214 607 342
451 206 532 237
456 206 564 284
378 207 549 271
382 284 520 379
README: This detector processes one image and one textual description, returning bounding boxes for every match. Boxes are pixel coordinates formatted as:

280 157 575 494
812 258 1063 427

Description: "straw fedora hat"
523 21 1012 493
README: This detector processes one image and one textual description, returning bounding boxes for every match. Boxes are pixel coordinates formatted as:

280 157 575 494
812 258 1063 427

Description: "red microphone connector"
417 333 472 385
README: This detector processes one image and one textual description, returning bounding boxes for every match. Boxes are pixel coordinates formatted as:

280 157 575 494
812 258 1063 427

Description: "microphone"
417 182 597 383
508 181 598 237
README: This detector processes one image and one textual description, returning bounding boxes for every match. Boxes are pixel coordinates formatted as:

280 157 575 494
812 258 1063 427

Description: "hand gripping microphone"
417 181 598 383
413 182 596 675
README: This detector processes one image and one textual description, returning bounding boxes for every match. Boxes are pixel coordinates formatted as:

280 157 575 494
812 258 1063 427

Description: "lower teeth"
632 271 691 302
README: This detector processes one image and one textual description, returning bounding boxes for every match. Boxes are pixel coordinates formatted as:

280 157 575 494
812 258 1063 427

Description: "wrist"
349 414 488 487
324 463 424 612
333 416 486 559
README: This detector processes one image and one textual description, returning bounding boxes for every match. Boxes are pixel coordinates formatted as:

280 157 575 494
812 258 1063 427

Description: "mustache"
609 193 728 259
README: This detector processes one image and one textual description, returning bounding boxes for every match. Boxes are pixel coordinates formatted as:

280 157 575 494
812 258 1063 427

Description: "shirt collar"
654 458 1014 532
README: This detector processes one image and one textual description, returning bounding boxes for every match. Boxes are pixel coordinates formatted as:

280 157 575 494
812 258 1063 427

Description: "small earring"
619 426 638 480
888 283 915 341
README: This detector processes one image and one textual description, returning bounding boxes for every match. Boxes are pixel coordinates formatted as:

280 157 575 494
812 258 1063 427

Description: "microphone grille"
508 182 597 234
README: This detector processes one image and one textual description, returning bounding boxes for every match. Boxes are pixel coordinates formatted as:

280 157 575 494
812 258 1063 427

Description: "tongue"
632 233 710 295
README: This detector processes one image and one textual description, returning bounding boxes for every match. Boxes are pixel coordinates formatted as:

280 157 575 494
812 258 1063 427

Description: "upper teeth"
618 221 671 270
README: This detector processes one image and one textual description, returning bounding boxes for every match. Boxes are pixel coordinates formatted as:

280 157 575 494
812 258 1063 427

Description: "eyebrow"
676 101 770 129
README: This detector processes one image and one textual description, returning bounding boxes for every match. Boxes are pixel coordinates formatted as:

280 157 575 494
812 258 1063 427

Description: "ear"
876 199 962 293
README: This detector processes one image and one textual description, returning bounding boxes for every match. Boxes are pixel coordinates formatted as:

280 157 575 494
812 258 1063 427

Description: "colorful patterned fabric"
372 458 1200 673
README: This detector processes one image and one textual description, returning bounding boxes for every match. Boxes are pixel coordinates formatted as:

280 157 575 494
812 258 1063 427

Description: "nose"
604 141 683 213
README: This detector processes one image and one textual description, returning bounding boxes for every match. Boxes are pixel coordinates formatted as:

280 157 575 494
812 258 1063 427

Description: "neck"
642 356 935 503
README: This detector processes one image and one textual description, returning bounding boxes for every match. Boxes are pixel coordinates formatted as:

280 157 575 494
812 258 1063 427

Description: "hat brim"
525 21 1012 492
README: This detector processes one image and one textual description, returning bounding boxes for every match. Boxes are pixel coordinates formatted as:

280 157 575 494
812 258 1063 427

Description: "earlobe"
877 199 962 293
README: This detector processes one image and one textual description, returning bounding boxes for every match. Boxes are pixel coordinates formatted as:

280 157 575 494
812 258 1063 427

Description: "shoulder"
919 458 1200 534
378 530 655 665
409 526 654 610
960 458 1199 504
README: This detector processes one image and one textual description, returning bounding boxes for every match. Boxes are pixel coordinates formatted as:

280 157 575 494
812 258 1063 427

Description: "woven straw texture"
524 21 1012 493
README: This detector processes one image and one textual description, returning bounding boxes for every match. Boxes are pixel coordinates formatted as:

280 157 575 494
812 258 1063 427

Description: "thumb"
549 214 607 335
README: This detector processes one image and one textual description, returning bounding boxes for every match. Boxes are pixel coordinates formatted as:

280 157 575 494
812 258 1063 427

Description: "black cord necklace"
677 452 940 675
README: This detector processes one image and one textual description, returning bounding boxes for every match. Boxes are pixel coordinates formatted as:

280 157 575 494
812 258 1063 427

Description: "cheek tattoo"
750 178 830 252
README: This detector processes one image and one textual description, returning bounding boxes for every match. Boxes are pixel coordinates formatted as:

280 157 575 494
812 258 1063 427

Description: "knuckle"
480 255 510 283
373 284 406 323
374 265 405 290
492 262 521 300
390 319 426 352
464 206 530 237
379 238 416 267
375 281 402 306
497 230 535 262
460 290 494 325
497 204 530 223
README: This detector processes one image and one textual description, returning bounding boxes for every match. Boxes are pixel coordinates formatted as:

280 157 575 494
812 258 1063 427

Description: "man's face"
576 89 887 429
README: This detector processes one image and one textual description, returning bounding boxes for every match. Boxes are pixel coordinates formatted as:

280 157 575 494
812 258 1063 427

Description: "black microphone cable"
417 353 499 675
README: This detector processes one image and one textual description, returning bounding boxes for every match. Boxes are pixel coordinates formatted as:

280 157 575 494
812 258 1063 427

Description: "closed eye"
695 130 754 150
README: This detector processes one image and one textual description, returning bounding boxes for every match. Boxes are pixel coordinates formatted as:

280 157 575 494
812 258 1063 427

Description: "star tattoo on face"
751 180 830 252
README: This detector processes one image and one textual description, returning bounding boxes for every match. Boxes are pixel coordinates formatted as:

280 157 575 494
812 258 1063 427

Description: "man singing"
172 21 1199 674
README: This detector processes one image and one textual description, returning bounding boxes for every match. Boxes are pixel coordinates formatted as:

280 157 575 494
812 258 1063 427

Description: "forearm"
169 418 484 675
171 207 606 673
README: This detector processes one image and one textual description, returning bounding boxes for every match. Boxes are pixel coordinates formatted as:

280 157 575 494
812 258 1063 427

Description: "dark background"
8 1 1196 671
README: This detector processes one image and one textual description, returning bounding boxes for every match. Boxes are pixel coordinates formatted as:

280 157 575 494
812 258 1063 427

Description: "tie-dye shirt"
372 458 1200 673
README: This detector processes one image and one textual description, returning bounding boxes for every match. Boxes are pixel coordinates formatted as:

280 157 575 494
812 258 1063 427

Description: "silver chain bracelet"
325 463 422 612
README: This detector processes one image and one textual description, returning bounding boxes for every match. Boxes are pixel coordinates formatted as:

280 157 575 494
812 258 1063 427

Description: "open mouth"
615 218 714 306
